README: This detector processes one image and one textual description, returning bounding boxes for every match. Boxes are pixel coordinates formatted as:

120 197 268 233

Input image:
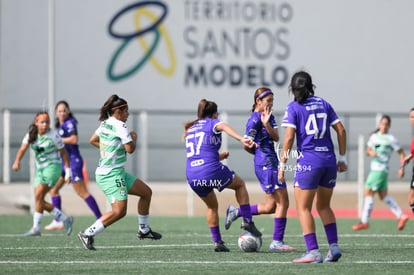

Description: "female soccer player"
184 99 262 252
278 71 347 263
12 111 74 236
401 108 414 215
44 100 102 231
78 95 161 250
352 115 408 231
225 87 295 252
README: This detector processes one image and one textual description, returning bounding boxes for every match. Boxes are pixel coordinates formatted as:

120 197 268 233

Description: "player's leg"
128 176 161 240
200 191 229 252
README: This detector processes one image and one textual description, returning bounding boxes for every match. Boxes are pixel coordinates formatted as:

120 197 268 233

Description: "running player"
352 115 408 231
78 95 161 250
12 111 74 236
44 100 102 231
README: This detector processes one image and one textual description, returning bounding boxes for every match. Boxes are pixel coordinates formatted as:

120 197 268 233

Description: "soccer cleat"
137 228 162 240
214 240 230 252
44 220 64 231
64 216 74 236
352 221 369 231
324 243 342 263
78 231 96 250
397 215 408 231
269 240 296 252
224 205 238 230
293 249 323 264
24 228 41 237
241 221 262 238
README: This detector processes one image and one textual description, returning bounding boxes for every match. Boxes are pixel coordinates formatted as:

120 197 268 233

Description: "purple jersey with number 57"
281 96 340 167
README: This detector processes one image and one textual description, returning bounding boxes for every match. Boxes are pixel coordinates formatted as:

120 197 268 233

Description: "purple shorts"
62 156 84 183
255 165 287 194
293 166 337 190
187 164 235 197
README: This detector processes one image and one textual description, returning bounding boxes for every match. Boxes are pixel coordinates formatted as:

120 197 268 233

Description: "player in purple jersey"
44 101 102 231
278 71 347 263
184 99 262 252
224 87 295 252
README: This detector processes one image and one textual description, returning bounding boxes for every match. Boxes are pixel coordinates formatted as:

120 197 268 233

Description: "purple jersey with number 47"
281 96 340 168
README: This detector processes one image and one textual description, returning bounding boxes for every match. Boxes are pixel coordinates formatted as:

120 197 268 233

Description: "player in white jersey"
78 95 161 250
352 115 408 231
12 112 74 236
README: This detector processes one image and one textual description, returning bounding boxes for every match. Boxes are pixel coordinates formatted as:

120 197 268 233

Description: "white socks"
85 219 105 236
361 196 374 224
383 195 403 218
138 214 150 233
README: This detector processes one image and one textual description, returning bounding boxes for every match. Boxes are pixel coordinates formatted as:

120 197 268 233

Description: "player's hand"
261 105 272 125
337 162 348 172
12 161 20 171
130 131 137 141
64 167 72 183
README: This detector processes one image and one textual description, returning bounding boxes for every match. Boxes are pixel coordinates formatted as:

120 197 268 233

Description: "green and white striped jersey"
367 132 401 172
22 129 64 169
95 116 133 175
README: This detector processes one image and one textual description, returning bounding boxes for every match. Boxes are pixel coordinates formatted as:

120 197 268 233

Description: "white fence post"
357 134 365 218
2 109 10 183
139 111 148 182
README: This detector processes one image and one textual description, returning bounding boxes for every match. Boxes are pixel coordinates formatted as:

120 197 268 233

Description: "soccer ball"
238 231 262 252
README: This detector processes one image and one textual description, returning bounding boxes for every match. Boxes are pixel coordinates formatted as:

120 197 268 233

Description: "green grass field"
0 215 413 274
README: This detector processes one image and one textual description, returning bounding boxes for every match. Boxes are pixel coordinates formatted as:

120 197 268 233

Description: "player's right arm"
12 143 29 171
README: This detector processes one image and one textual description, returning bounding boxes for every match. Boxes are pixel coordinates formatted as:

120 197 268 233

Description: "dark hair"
184 99 218 131
54 100 77 128
372 114 391 134
99 94 128 121
251 87 273 112
289 71 315 103
28 111 49 144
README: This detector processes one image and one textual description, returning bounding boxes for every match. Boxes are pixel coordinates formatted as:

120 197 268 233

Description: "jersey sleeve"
116 121 132 144
281 104 297 129
52 130 65 150
245 113 260 139
22 133 29 144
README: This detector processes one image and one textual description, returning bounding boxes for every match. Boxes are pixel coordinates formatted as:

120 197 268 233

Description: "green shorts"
34 163 61 188
365 170 388 191
95 168 136 204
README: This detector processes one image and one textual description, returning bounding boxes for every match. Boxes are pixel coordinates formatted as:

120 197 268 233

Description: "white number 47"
305 113 327 139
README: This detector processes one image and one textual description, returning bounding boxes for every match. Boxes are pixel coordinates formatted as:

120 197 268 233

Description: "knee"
262 203 276 214
112 207 127 219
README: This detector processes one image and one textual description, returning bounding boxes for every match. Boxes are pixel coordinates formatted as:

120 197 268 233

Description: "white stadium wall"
1 0 414 181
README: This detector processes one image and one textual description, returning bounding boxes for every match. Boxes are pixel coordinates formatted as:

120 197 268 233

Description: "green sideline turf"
0 215 413 274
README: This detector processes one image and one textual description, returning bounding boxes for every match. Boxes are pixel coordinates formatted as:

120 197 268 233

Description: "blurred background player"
78 95 161 250
44 100 102 231
352 115 408 231
400 108 414 217
225 87 295 252
12 111 73 236
184 99 261 252
278 71 347 263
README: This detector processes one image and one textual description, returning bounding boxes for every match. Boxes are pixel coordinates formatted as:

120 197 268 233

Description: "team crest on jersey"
248 129 257 136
